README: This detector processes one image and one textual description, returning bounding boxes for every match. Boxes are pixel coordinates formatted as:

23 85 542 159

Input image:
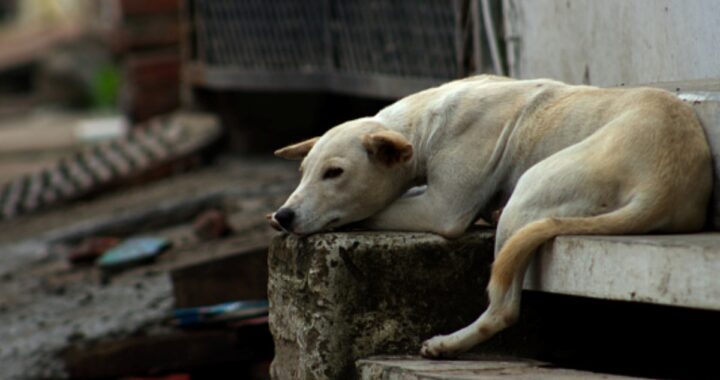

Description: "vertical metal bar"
470 0 483 74
193 0 207 64
482 0 504 75
179 0 194 107
453 0 465 77
324 0 334 73
502 0 519 78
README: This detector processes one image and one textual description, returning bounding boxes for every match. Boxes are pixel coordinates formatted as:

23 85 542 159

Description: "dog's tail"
490 198 660 289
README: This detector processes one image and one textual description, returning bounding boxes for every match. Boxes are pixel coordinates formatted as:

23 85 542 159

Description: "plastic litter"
97 236 170 272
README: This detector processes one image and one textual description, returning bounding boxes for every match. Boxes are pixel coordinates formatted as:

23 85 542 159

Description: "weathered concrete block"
268 230 494 380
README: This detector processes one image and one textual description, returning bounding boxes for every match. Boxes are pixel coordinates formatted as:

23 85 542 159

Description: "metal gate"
185 0 503 99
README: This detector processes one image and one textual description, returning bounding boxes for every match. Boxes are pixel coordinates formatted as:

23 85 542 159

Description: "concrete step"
357 356 643 379
526 233 720 311
269 230 720 379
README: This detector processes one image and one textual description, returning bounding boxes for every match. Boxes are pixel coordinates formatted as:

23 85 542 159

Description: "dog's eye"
322 167 344 180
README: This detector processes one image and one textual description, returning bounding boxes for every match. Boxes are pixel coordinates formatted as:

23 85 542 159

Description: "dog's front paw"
420 335 459 359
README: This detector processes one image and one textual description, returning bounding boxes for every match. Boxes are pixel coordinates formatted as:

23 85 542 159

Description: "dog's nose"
274 208 295 230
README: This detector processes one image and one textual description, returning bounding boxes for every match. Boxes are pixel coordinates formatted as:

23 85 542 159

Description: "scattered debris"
0 158 297 379
67 236 120 265
193 209 231 240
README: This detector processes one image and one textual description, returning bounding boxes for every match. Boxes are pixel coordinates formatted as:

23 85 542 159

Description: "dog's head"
271 118 413 235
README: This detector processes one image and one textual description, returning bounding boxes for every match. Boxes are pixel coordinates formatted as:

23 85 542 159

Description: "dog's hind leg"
420 195 662 358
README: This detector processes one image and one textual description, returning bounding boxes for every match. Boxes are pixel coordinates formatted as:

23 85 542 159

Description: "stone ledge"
357 356 645 380
527 233 720 310
268 229 495 380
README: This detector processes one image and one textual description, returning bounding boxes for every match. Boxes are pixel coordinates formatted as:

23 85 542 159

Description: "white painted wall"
503 0 720 86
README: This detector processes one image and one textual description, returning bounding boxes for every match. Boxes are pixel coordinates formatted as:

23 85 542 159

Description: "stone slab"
526 233 720 310
357 356 645 380
268 230 495 380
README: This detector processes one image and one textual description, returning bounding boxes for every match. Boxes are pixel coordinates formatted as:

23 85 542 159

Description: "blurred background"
0 1 717 379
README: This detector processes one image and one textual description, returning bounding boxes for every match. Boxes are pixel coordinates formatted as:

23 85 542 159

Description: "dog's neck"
374 83 527 204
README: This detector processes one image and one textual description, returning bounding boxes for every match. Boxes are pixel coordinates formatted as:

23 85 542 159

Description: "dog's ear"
362 130 413 166
274 137 320 160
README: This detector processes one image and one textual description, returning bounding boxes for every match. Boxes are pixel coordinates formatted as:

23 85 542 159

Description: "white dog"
271 75 712 358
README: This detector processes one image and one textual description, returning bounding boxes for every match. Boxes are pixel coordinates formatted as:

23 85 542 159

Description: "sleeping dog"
271 75 712 358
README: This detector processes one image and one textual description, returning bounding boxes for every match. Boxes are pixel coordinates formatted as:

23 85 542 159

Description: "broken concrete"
268 229 495 380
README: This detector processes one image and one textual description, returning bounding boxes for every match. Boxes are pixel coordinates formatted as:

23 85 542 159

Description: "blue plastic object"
97 237 170 271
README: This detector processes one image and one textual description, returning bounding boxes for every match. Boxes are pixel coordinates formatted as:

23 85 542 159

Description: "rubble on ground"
0 157 297 379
